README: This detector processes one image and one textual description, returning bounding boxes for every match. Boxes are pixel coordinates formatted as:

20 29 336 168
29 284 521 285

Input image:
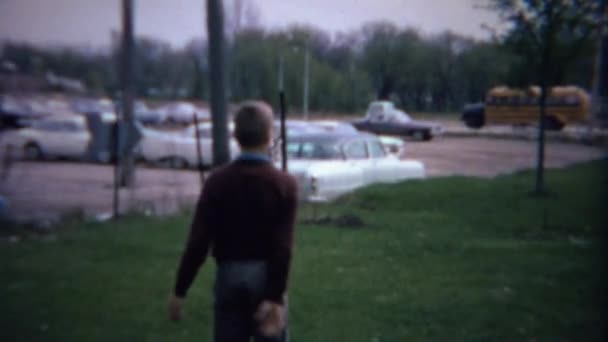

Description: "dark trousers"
214 261 288 342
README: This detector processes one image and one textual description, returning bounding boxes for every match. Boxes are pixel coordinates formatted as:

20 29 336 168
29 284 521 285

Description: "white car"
282 132 425 201
0 114 115 161
312 120 405 155
162 102 210 124
137 122 240 169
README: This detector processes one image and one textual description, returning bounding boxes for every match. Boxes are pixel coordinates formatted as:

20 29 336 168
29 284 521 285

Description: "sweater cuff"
264 292 285 304
174 286 187 298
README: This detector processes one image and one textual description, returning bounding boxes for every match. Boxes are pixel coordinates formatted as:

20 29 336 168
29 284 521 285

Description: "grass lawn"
1 161 606 341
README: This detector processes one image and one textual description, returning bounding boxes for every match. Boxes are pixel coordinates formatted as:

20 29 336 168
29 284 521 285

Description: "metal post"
535 83 547 195
591 0 607 127
207 0 230 167
119 0 136 187
278 55 284 93
193 112 205 186
113 119 120 218
303 46 310 120
280 92 287 172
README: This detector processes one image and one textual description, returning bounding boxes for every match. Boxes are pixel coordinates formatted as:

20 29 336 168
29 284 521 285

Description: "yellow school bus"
461 85 590 130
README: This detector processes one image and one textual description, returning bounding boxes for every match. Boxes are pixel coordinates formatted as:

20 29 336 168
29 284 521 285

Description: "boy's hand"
168 294 184 321
254 300 286 337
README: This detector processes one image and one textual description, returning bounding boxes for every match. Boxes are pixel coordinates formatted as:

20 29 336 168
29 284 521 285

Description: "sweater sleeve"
264 176 298 304
173 182 215 298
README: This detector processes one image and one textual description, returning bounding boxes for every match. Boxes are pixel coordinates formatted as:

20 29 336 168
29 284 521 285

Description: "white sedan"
0 114 114 162
312 120 406 156
137 122 240 169
282 132 425 202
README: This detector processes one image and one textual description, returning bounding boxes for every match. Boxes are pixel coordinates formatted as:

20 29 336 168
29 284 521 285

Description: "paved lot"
405 136 605 177
0 137 605 222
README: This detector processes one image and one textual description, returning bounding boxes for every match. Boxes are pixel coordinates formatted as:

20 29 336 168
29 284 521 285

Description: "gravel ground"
404 136 606 177
0 136 605 222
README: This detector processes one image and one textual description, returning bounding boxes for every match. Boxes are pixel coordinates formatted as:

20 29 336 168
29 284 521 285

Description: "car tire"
464 118 484 129
24 143 43 161
544 115 565 131
422 130 432 141
168 156 188 169
412 130 432 141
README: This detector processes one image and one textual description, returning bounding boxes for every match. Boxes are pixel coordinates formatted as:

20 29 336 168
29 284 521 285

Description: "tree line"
0 15 599 115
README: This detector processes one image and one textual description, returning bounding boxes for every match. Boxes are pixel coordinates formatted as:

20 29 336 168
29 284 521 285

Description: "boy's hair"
234 101 274 148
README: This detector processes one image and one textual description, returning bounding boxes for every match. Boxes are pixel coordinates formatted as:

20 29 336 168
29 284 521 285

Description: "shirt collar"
237 152 272 163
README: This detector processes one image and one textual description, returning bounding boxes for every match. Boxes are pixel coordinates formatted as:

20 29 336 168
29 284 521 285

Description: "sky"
0 0 503 49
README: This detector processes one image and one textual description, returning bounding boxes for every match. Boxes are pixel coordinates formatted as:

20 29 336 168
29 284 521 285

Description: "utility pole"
207 0 230 166
592 0 608 127
302 45 310 120
119 0 136 187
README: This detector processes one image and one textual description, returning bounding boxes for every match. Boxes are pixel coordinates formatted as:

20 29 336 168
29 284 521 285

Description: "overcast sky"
0 0 503 49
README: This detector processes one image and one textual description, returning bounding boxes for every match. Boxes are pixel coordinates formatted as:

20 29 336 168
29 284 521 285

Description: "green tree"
489 0 602 194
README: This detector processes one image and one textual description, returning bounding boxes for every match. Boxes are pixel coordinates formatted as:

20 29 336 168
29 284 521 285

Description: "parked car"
162 102 209 124
282 132 425 201
137 122 239 169
0 114 114 161
313 120 405 155
0 94 47 130
351 101 442 141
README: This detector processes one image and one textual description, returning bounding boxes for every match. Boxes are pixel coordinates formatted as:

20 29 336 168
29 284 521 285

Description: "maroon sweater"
173 158 298 303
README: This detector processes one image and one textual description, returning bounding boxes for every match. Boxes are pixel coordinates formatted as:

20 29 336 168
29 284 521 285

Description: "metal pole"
535 84 547 195
207 0 230 167
591 0 607 126
303 46 310 120
278 55 287 171
112 119 120 218
193 112 205 186
120 0 135 187
278 55 284 93
280 92 287 172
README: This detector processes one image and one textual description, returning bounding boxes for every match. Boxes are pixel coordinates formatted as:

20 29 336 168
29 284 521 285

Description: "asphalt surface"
0 136 605 222
405 136 605 177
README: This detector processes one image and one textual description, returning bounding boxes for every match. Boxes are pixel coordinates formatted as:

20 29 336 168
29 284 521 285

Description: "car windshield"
390 110 412 122
288 141 342 160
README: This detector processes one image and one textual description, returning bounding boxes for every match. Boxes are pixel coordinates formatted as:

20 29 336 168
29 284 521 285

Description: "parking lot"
0 135 605 223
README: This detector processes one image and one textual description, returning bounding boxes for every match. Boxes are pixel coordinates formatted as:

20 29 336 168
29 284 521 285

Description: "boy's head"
234 100 274 150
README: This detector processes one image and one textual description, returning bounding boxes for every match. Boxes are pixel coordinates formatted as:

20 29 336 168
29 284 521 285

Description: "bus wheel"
544 116 565 131
464 119 484 129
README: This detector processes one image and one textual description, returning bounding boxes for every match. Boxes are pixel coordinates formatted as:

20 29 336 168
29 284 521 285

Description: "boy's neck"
241 145 269 155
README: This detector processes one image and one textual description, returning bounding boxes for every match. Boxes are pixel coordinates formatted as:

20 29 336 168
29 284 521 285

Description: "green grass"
1 161 607 341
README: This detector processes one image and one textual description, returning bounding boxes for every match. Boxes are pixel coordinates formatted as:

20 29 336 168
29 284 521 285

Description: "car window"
344 140 368 160
34 121 62 131
63 121 86 132
292 142 342 160
287 142 301 158
197 127 211 138
368 140 386 158
369 104 384 115
300 143 315 158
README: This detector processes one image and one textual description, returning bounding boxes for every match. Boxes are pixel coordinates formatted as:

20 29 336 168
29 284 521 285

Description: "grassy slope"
1 161 606 341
